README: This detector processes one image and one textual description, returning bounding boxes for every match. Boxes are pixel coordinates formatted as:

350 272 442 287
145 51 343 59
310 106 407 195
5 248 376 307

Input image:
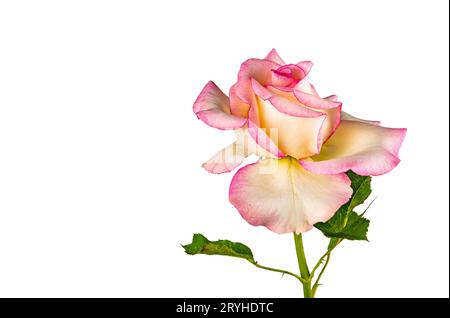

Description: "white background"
0 0 448 298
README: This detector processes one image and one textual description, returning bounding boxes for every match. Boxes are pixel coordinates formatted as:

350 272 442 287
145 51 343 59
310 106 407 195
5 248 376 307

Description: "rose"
193 49 406 234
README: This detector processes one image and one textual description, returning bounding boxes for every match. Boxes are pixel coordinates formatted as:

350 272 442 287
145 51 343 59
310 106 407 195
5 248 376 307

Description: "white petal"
202 142 247 174
229 157 353 234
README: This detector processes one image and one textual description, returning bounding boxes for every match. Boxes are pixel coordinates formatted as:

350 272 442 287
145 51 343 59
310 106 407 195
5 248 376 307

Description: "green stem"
312 253 331 297
293 233 313 298
309 238 343 297
248 260 306 283
310 238 342 277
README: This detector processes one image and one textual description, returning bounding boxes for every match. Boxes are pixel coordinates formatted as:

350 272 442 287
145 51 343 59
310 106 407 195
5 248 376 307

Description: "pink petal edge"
193 81 247 130
294 90 342 110
264 48 286 65
251 79 324 118
301 121 407 176
229 159 353 234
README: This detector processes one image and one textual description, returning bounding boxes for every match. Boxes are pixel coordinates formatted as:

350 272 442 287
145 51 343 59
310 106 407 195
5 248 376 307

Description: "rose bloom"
193 49 406 234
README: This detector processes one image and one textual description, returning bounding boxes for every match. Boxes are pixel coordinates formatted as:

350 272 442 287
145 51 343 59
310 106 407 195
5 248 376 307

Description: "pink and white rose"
193 49 406 234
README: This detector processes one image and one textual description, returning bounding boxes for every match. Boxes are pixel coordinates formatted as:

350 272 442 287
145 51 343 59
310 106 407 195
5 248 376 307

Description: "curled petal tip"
193 81 247 130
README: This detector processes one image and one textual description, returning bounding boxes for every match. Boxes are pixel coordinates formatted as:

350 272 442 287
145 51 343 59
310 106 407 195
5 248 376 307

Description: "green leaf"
316 211 370 241
315 170 372 242
346 170 372 211
182 233 254 261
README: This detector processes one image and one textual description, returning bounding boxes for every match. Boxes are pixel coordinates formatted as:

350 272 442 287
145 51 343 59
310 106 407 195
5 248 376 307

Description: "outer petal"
319 104 342 146
341 111 381 125
229 83 250 118
301 120 407 176
265 49 286 65
292 90 343 144
229 157 352 234
235 127 282 158
202 142 247 174
193 81 247 130
203 127 282 174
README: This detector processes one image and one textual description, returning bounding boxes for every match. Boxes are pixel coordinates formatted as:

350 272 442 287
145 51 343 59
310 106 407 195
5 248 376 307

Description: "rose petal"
294 90 342 110
202 127 282 174
271 64 306 88
319 104 342 145
236 58 280 103
325 94 338 102
229 157 352 234
300 120 407 176
341 111 381 125
250 82 326 159
193 81 247 130
265 48 286 65
291 90 343 145
296 78 315 95
235 128 281 158
255 100 325 159
247 97 285 158
297 61 314 74
252 79 323 117
310 83 320 97
229 83 250 118
202 142 247 174
293 61 314 95
258 85 341 152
